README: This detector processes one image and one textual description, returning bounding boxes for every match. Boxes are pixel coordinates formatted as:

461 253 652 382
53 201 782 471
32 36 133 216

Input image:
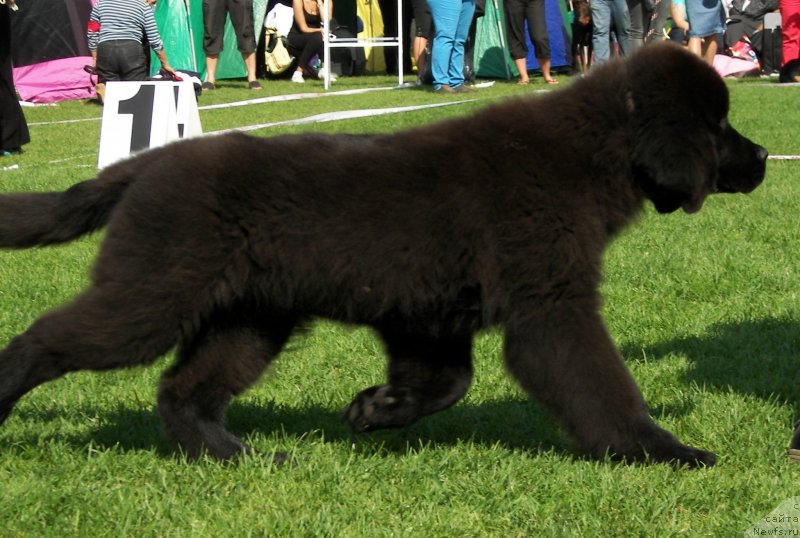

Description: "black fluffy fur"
0 43 767 465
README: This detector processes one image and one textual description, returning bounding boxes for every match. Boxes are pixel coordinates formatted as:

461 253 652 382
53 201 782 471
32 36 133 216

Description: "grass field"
0 71 799 537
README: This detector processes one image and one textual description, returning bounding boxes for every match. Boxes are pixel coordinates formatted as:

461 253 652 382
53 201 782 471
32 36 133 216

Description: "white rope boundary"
208 100 478 134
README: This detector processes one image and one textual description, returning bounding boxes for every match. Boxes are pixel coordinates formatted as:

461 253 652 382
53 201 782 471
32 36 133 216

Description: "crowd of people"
1 0 799 156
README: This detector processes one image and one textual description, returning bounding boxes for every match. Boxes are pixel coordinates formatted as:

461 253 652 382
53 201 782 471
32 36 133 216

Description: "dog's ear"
624 43 729 214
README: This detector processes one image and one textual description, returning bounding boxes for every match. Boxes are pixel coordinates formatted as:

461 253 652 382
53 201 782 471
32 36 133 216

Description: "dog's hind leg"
0 285 181 426
157 310 295 461
345 331 473 432
503 301 717 468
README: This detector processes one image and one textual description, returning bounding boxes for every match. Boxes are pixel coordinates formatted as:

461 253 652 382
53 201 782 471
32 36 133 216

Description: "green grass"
1 73 799 536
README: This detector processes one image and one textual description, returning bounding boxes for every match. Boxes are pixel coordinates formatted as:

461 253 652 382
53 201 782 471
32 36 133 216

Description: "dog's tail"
0 169 134 248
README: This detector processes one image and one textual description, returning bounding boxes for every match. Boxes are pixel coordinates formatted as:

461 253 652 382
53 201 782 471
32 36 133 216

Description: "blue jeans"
591 0 632 63
428 0 476 89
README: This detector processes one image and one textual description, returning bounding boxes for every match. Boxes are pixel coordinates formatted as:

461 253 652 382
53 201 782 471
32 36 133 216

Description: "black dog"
779 58 800 83
0 43 767 466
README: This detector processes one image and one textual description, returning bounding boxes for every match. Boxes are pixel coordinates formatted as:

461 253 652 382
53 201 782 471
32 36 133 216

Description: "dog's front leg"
502 301 716 468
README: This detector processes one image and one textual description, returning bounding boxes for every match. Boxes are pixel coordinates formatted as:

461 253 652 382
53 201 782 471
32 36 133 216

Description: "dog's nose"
756 146 769 163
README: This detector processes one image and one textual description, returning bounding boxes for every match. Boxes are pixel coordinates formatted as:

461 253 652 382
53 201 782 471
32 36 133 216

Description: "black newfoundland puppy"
0 43 767 467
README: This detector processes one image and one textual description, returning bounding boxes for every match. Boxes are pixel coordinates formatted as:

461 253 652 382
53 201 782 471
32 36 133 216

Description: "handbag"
264 26 294 75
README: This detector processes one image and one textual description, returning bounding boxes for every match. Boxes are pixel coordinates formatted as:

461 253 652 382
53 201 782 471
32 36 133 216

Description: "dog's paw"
632 422 717 468
344 385 418 433
656 445 717 469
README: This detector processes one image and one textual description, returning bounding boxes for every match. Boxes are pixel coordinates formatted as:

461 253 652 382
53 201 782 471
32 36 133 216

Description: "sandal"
544 78 559 85
517 79 530 85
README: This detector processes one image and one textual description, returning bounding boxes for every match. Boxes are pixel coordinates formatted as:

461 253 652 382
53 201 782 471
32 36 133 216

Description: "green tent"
150 0 268 80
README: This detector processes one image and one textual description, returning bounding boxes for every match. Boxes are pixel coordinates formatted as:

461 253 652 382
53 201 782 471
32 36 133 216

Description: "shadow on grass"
621 315 800 413
4 397 568 461
9 317 796 461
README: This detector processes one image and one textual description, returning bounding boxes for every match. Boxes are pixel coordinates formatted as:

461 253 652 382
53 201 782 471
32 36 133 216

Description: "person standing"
411 0 432 83
627 0 672 48
504 0 558 84
427 0 477 93
0 0 29 156
780 0 800 65
591 0 632 64
684 0 724 64
202 0 261 89
87 0 176 83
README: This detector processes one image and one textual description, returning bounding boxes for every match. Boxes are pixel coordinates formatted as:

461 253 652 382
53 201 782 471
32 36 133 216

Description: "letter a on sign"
97 80 202 168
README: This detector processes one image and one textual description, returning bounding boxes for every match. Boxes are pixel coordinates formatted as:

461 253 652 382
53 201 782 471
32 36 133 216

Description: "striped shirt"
87 0 164 51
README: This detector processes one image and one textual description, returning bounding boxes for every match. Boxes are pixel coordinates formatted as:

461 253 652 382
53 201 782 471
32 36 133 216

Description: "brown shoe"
454 84 477 93
434 85 455 93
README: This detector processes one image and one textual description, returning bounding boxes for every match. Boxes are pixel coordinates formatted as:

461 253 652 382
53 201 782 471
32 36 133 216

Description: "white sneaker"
318 66 338 82
291 70 304 83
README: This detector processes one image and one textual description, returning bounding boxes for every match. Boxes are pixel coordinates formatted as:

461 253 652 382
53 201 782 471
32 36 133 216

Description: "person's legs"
204 55 219 86
591 0 613 63
242 52 258 84
505 0 529 80
411 0 432 79
610 0 632 56
525 0 554 81
447 0 476 88
780 0 800 64
701 34 719 64
287 32 324 79
413 36 428 80
0 7 29 152
645 0 671 43
427 0 460 89
227 0 258 83
626 0 645 49
202 0 227 84
688 36 703 57
514 57 529 82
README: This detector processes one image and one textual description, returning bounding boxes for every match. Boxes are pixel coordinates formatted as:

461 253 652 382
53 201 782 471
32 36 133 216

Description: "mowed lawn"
0 73 798 537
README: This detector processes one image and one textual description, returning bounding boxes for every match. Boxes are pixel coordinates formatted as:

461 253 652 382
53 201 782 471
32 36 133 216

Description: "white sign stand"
97 80 202 169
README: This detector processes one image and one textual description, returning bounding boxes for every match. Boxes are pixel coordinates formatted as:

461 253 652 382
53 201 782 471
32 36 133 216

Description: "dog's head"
624 43 767 214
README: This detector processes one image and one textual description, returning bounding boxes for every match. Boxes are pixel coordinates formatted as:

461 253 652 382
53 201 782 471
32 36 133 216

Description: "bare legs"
688 35 719 64
204 52 258 86
515 57 557 84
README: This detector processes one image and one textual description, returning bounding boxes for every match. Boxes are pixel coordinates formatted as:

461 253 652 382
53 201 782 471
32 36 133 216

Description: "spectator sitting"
287 0 335 83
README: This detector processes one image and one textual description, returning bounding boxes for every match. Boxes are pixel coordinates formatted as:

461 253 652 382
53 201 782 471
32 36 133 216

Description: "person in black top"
287 0 334 82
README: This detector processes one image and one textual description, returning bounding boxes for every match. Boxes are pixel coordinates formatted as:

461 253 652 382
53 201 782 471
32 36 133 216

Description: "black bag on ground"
329 24 366 76
757 27 783 75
